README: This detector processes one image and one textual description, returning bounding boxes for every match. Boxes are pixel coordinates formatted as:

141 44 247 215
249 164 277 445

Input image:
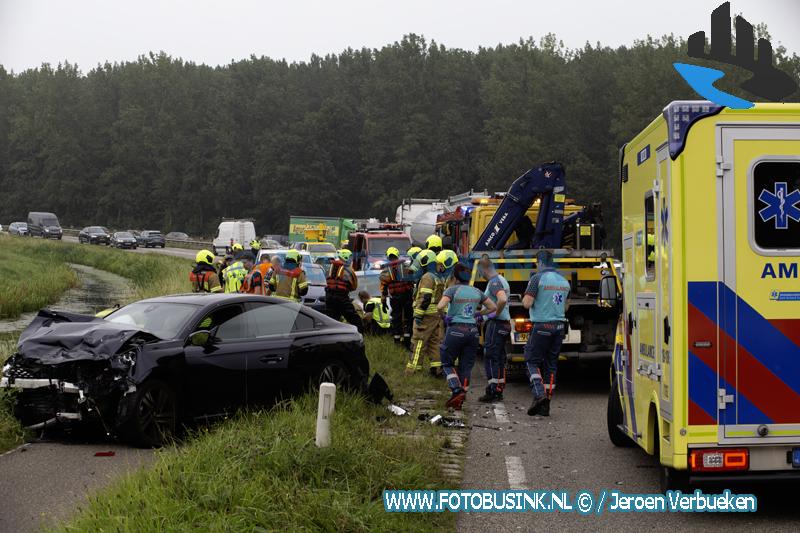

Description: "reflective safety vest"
379 260 414 297
270 266 308 302
241 268 267 295
224 261 248 293
368 297 391 329
190 265 222 293
326 261 357 295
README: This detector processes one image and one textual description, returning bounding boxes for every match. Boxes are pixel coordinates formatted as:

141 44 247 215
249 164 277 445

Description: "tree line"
1 33 798 251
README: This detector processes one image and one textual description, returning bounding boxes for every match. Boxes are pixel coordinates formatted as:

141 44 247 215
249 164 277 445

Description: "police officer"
437 261 496 409
190 249 223 293
406 249 445 374
379 246 414 347
477 256 512 402
325 249 362 332
522 250 571 416
269 249 308 302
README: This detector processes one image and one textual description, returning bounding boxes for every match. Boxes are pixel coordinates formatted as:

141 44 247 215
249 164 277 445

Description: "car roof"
137 293 293 306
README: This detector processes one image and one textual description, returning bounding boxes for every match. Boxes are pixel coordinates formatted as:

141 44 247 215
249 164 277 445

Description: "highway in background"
61 235 198 260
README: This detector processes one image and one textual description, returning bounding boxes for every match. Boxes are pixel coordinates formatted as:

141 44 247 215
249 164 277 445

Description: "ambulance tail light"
514 319 532 333
689 448 749 472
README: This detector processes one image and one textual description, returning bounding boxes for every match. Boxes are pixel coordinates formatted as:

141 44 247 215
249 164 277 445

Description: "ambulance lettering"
761 262 799 279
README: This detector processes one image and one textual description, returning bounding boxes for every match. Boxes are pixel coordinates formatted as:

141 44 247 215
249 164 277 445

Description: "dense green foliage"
57 336 454 532
1 34 798 251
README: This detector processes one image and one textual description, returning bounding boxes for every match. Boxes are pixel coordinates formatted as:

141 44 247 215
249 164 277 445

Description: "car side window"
245 302 306 337
196 305 247 341
293 312 315 331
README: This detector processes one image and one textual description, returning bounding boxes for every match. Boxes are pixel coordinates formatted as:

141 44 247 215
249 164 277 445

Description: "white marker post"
315 382 336 448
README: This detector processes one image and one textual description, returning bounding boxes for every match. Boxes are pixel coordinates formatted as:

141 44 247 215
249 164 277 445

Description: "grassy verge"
0 236 192 452
56 336 456 532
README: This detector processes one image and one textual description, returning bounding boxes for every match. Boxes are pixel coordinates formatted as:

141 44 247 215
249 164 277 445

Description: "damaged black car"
1 294 369 447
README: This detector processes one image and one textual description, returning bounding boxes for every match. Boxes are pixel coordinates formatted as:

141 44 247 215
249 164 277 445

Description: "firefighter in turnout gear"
190 249 222 293
406 249 446 375
223 253 248 293
268 249 308 302
522 249 571 417
324 249 363 332
240 253 267 295
380 246 415 347
437 261 496 410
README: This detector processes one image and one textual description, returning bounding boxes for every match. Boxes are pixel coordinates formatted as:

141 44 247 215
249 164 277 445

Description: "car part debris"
94 451 116 457
387 404 408 416
367 373 392 404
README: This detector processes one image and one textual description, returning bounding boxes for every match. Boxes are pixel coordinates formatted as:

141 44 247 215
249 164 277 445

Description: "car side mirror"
599 275 619 307
188 327 218 347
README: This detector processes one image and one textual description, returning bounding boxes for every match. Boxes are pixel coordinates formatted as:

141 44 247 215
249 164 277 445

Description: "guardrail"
62 228 211 250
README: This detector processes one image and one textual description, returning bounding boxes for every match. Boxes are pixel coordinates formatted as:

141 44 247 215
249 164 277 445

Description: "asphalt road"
61 235 198 260
457 356 800 531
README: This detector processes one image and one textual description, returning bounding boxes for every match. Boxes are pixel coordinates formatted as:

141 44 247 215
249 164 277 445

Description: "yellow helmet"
436 249 458 269
232 243 244 252
249 239 262 250
285 249 300 262
386 246 400 259
425 235 443 250
417 249 436 268
407 246 422 258
338 249 352 261
196 249 215 265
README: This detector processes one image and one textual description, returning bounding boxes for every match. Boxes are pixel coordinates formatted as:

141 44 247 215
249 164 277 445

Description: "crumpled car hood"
17 309 160 365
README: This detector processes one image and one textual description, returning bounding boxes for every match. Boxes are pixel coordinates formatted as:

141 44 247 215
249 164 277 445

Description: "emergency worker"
324 249 362 332
477 256 511 402
268 249 308 302
406 249 449 375
190 249 222 293
358 290 391 335
437 262 496 409
522 250 571 416
224 253 248 293
380 246 414 347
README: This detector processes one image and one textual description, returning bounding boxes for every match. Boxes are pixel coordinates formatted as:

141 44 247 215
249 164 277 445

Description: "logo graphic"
674 2 798 109
463 303 474 317
758 182 800 229
552 293 564 306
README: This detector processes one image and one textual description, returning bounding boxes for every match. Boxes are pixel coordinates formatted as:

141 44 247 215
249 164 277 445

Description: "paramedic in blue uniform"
522 249 571 417
477 256 511 403
436 261 497 410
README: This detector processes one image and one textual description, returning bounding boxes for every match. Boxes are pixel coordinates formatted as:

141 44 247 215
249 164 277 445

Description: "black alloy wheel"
126 379 177 447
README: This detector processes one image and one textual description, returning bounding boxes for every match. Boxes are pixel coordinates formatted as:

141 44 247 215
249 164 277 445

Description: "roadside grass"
56 336 457 532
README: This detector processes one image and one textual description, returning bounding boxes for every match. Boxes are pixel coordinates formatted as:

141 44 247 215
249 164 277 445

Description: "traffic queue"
189 235 571 416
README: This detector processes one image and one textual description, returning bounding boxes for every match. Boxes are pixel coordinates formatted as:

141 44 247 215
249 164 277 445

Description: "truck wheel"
607 378 633 447
659 466 689 492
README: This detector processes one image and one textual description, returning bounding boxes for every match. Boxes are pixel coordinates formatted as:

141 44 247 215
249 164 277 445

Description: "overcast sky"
1 0 798 73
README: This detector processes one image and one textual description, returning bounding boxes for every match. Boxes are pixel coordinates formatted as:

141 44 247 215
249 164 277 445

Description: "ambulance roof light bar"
662 100 723 160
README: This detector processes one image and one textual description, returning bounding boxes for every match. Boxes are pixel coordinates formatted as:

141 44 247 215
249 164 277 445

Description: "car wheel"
314 358 355 390
607 377 633 447
161 244 165 248
121 379 177 448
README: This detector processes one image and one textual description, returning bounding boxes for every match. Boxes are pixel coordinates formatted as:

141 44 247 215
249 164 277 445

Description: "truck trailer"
607 101 800 488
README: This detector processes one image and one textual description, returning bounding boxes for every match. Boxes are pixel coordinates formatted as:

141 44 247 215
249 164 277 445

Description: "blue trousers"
483 319 511 394
440 324 479 393
523 322 565 400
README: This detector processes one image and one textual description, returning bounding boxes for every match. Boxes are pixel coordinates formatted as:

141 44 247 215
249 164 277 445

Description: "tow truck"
437 162 620 374
347 219 412 272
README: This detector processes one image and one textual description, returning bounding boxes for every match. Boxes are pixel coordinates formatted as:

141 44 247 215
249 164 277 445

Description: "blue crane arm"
473 162 567 251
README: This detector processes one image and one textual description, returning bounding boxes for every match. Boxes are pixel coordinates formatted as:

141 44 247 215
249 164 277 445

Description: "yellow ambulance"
605 101 800 488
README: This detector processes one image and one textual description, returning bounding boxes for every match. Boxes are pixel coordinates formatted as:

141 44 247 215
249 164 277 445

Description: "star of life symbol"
758 182 800 230
552 293 564 305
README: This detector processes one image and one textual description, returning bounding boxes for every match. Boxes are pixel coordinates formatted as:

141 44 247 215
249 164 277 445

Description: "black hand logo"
684 1 797 102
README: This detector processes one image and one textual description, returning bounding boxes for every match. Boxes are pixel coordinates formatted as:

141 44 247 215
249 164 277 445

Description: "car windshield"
42 217 59 226
105 302 201 339
368 238 410 257
117 232 133 238
145 231 161 236
306 264 326 285
87 226 104 233
307 243 336 253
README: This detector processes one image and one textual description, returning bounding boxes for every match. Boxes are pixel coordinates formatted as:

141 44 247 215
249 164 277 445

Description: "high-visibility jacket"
326 260 358 297
224 261 248 293
379 259 414 297
241 262 271 295
366 297 391 329
414 271 445 318
269 265 308 302
190 264 222 293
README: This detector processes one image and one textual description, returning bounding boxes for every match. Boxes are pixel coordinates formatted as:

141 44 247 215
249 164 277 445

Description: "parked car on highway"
1 294 368 446
27 211 62 239
8 222 28 236
111 231 138 249
78 226 111 245
256 249 314 266
138 230 166 248
165 231 190 241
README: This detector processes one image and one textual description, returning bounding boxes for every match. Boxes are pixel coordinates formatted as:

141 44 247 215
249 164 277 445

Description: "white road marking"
493 402 510 424
505 456 527 489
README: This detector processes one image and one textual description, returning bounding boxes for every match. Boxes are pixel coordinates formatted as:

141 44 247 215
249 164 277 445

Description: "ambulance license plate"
514 332 528 343
792 448 800 468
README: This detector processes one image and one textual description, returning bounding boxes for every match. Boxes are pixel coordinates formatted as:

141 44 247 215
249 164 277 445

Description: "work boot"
478 389 498 403
527 397 546 416
446 390 466 410
539 398 550 417
494 392 504 402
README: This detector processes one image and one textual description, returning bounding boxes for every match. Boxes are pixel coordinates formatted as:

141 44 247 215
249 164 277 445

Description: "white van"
213 219 257 255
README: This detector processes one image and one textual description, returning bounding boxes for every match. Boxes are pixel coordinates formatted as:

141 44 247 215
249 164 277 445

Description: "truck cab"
347 221 412 272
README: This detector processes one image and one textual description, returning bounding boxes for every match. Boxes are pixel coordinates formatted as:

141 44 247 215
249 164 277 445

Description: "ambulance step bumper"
689 470 800 484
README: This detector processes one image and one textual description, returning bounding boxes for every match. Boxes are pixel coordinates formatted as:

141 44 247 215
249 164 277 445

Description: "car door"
243 301 313 406
183 304 249 418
